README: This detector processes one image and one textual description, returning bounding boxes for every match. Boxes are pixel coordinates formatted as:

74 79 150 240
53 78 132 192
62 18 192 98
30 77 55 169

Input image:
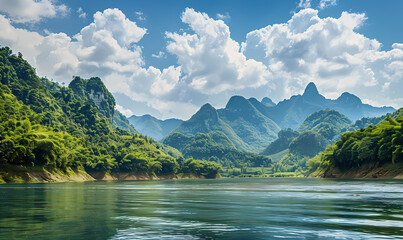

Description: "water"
0 178 402 240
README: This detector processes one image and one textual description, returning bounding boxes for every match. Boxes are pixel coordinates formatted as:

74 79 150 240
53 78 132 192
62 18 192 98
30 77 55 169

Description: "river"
0 178 402 239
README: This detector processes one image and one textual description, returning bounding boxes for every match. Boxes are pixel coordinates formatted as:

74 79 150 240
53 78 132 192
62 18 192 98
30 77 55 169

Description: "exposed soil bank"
0 165 94 184
0 165 218 184
90 172 212 181
321 163 403 179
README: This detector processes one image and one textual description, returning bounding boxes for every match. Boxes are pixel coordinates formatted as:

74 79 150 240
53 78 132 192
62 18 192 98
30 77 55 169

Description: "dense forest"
0 47 220 183
163 131 272 168
307 109 403 177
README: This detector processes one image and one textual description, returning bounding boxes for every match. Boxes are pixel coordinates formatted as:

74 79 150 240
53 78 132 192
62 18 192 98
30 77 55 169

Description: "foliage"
297 109 352 140
289 131 328 157
178 158 221 178
260 128 299 155
163 131 272 168
0 47 219 181
308 111 403 175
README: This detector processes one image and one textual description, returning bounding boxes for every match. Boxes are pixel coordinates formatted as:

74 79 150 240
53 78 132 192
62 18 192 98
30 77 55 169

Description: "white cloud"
216 12 230 20
318 0 337 9
115 104 133 117
152 51 166 59
0 7 402 120
77 7 86 19
166 8 270 94
135 11 145 21
297 0 311 8
242 8 403 108
0 0 68 23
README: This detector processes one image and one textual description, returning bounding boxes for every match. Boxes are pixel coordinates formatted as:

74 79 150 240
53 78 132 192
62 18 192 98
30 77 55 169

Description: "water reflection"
0 178 402 239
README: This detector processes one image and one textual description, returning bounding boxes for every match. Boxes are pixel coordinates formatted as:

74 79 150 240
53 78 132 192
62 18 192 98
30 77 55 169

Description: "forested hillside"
163 131 271 168
0 47 220 183
308 108 403 178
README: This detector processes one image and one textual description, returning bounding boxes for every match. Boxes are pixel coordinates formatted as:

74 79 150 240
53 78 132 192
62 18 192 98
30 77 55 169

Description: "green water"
0 178 402 239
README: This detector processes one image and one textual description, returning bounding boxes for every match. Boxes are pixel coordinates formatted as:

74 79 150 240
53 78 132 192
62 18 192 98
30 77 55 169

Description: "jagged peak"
303 82 320 97
200 103 216 111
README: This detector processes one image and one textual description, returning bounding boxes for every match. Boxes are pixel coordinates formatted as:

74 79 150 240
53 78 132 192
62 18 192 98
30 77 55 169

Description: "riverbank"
310 163 403 179
0 165 217 184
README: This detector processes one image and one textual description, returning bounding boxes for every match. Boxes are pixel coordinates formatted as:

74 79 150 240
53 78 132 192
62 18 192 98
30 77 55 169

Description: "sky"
0 0 402 120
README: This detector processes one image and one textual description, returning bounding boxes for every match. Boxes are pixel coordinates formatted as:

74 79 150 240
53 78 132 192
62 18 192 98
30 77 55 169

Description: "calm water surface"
0 178 402 239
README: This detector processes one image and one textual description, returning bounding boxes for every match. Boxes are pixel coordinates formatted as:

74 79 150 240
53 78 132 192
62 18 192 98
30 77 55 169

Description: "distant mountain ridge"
164 82 393 153
263 82 395 129
165 98 281 153
128 114 182 140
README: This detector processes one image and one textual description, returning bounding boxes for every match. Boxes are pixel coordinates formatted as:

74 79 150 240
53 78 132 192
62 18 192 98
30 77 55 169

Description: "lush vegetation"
308 109 403 176
0 47 220 182
297 109 352 140
172 97 280 153
163 131 272 168
260 128 299 156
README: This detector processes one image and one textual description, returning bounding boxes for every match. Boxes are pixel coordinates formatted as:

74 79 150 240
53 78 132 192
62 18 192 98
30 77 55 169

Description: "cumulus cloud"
166 8 270 94
242 8 403 108
0 0 68 23
0 7 402 119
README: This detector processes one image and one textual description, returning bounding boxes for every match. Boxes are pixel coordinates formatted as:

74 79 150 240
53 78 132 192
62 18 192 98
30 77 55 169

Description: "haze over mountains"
128 115 182 140
153 82 394 153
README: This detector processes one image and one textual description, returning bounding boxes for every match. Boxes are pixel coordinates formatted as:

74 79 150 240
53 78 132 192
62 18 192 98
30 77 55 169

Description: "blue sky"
0 0 402 119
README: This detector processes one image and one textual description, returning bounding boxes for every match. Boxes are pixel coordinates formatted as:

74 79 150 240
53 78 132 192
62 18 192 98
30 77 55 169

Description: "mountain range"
160 82 394 153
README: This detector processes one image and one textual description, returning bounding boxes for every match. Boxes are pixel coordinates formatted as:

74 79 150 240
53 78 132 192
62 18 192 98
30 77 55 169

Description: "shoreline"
0 165 216 184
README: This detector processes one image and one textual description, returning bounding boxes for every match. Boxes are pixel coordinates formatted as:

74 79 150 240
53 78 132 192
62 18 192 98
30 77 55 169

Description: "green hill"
307 108 403 178
260 128 299 156
163 131 271 168
170 97 281 153
169 103 251 151
219 96 281 152
297 109 352 140
0 47 220 183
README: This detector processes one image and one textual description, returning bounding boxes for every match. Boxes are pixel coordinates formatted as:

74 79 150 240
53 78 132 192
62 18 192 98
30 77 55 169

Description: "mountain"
271 130 329 173
163 131 271 168
168 103 251 150
263 82 394 129
307 108 403 178
0 47 219 183
218 96 281 152
169 98 281 152
297 109 353 140
128 114 182 140
169 82 392 156
262 109 351 174
68 76 136 133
